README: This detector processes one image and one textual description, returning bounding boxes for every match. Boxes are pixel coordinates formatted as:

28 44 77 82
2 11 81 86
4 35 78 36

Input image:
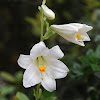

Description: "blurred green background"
0 0 100 100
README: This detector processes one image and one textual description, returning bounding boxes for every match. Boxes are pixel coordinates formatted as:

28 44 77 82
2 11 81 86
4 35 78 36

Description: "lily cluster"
17 0 93 92
41 4 93 46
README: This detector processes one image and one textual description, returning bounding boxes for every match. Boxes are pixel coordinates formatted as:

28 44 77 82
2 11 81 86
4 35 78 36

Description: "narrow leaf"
0 72 15 82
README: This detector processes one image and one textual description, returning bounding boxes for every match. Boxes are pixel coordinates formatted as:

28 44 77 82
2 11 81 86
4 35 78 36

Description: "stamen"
39 65 46 73
76 33 81 40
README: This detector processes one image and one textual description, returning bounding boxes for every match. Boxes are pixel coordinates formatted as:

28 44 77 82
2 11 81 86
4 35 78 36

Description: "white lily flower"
41 5 55 20
51 23 93 46
17 42 69 92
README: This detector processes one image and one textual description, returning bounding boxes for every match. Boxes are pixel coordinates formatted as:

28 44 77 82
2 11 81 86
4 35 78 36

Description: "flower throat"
38 56 46 74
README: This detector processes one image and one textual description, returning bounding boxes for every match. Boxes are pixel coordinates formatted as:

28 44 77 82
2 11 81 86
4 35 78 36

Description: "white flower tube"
18 42 69 92
41 5 55 20
51 23 93 46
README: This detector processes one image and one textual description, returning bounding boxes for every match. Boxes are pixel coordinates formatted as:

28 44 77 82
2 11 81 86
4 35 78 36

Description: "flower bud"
51 23 93 46
41 5 55 20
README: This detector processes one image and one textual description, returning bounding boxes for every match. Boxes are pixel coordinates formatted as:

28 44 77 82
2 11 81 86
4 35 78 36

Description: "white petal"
45 65 68 79
78 29 90 41
48 45 64 59
70 23 84 30
23 62 41 88
41 73 56 92
84 25 93 32
45 59 69 79
51 24 78 36
17 54 31 69
30 42 49 60
64 35 85 46
70 23 93 32
57 32 85 46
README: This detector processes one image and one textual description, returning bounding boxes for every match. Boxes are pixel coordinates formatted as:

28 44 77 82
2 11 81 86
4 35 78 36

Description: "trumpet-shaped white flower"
51 23 93 46
41 5 55 20
18 42 69 92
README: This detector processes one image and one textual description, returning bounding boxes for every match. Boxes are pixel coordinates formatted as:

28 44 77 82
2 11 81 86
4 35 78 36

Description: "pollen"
76 33 81 40
39 65 46 73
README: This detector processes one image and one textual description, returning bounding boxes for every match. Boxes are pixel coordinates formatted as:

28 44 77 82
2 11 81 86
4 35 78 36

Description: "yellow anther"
39 65 46 73
76 33 81 40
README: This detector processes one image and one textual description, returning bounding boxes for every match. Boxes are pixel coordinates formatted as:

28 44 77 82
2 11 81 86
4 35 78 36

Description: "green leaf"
94 35 100 42
0 72 15 83
15 71 23 83
86 49 94 56
89 56 100 64
46 97 57 100
38 88 42 99
40 90 57 100
1 86 16 96
43 29 55 40
78 56 90 66
16 92 29 100
72 63 83 75
33 89 36 97
0 97 7 100
91 64 100 72
69 63 83 80
95 45 100 58
38 6 42 13
14 96 19 100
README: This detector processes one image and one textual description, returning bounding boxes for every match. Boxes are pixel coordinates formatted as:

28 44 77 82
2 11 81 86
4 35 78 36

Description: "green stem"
35 84 40 100
42 0 46 5
40 10 44 41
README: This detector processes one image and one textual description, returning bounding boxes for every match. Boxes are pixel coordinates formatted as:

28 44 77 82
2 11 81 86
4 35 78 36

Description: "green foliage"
69 44 100 100
0 71 23 100
94 35 100 42
43 20 55 40
43 29 55 40
69 63 83 80
40 90 57 100
45 97 57 100
0 72 16 83
78 46 100 73
86 49 94 56
91 64 100 72
33 84 42 100
15 71 23 83
16 92 29 100
95 45 100 59
0 97 6 100
0 85 16 96
78 56 91 66
0 71 23 83
38 89 42 99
